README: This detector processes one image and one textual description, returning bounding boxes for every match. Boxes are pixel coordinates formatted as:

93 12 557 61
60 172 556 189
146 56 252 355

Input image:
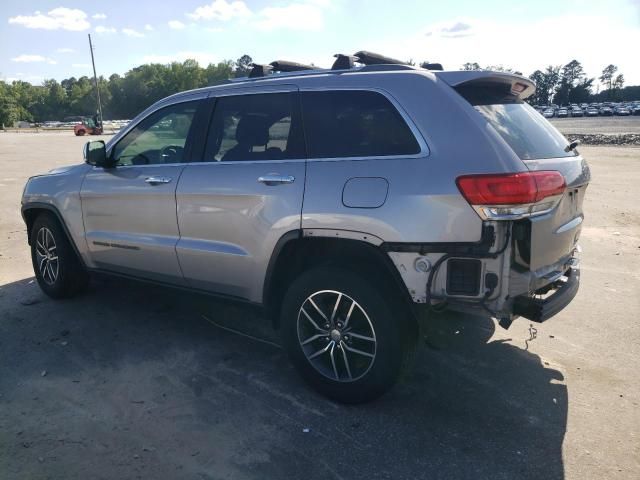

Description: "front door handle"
258 174 295 186
145 176 172 185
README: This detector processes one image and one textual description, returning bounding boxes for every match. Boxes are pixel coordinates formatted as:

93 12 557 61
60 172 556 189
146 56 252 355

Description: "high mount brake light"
456 171 566 220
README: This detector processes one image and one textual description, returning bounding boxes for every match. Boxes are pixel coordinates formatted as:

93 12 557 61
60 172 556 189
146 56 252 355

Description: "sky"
1 0 639 86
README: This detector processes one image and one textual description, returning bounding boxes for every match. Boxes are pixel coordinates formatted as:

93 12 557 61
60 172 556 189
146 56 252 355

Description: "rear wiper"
564 140 580 152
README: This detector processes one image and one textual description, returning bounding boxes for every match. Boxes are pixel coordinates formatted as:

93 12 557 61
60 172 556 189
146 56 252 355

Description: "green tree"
461 62 481 70
530 65 561 105
234 54 253 77
599 64 618 92
554 59 585 105
205 61 234 86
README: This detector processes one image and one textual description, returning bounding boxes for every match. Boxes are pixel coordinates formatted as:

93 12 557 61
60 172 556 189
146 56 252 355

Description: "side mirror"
83 140 111 168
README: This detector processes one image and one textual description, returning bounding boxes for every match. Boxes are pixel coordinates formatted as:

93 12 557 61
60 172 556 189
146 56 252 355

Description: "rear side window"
301 90 421 159
458 85 576 160
204 92 305 162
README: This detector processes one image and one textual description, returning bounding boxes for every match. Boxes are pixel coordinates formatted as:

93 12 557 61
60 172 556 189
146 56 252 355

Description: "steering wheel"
159 145 184 163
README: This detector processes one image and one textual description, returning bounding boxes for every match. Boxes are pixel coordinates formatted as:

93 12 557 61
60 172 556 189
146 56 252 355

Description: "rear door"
175 86 306 302
81 97 205 284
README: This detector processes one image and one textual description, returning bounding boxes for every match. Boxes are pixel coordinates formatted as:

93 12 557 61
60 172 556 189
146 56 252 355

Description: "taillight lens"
456 171 566 205
456 171 566 220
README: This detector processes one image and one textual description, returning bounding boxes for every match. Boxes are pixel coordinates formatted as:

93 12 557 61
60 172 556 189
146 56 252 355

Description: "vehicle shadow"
0 276 567 480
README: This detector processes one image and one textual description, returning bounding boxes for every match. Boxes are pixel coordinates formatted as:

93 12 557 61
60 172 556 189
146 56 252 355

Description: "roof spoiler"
435 71 536 100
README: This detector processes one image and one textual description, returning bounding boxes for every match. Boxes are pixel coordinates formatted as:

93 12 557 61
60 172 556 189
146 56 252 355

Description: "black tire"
280 266 414 403
30 213 89 299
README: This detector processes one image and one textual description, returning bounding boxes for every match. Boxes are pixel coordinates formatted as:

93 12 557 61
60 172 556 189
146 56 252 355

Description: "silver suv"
21 53 590 403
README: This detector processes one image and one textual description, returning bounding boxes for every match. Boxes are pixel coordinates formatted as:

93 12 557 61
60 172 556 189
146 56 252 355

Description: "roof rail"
270 60 315 72
358 64 415 72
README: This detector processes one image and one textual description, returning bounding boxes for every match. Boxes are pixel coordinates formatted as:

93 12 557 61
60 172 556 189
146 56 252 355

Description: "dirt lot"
550 116 640 134
0 132 639 480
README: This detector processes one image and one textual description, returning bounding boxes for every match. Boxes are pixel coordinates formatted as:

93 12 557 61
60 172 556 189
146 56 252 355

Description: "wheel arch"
263 231 417 331
21 203 86 267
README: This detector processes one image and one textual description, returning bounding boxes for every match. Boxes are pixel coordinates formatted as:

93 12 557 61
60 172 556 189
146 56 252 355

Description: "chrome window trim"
208 84 298 98
106 158 307 169
298 86 430 161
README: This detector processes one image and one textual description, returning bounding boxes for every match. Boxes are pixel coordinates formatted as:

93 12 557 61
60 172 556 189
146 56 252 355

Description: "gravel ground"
0 133 639 480
550 116 640 135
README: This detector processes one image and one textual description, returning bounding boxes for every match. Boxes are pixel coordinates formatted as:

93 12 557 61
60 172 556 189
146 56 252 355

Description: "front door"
175 87 306 302
80 98 203 284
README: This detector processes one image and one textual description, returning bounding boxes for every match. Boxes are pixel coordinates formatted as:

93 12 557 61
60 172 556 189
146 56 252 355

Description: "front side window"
112 101 199 166
301 90 421 159
204 92 304 162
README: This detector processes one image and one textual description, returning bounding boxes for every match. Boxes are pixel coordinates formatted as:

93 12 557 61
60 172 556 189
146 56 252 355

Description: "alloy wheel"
297 290 377 382
35 227 59 285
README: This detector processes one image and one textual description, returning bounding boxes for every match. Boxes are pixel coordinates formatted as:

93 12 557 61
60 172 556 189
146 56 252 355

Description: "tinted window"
204 92 304 162
112 101 199 166
301 90 420 159
457 84 576 160
474 103 577 160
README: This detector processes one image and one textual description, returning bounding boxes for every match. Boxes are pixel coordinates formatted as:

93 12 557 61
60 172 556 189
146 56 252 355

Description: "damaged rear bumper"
512 266 580 322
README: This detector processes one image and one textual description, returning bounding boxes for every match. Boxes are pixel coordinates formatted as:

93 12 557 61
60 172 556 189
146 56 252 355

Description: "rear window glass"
474 102 577 160
301 90 420 159
459 94 578 160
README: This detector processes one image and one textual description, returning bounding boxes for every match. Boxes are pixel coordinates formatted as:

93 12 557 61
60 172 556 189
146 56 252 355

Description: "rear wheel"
30 213 89 298
281 266 413 403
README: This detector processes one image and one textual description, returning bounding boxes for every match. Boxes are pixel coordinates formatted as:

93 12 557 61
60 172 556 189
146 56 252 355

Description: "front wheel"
30 213 89 298
280 266 413 403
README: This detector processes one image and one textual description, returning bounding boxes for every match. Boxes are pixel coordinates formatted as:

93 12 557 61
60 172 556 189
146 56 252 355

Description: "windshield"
474 103 577 160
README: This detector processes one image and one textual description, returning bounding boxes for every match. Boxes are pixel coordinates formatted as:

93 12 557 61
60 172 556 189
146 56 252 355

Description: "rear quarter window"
301 90 421 159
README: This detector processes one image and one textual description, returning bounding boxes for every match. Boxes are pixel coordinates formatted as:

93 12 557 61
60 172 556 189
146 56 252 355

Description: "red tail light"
456 171 566 205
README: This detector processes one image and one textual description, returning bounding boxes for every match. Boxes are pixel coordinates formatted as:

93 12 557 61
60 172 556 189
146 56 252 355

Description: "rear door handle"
258 174 295 186
145 176 172 185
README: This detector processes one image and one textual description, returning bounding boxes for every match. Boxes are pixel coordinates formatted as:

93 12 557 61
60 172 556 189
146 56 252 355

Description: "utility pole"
88 33 103 127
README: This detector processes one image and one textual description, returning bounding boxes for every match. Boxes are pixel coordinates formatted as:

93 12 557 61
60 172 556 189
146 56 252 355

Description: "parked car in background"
585 107 599 117
543 108 555 118
614 106 631 116
632 104 640 116
600 106 614 116
20 57 589 403
570 107 583 117
557 108 569 118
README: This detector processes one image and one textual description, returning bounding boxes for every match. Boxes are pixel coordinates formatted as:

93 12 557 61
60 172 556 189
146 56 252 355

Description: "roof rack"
248 63 273 78
270 60 315 72
353 51 407 66
239 50 440 80
423 62 444 71
331 51 407 70
331 54 359 70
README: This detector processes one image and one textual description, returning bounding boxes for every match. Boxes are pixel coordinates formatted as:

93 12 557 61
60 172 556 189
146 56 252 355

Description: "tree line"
0 55 637 127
